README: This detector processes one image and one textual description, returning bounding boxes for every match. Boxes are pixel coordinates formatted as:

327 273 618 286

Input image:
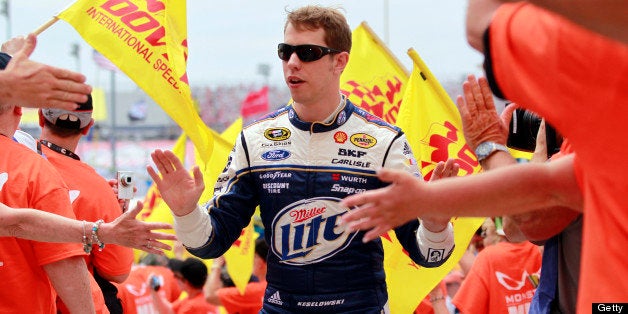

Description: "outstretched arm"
341 155 582 239
0 201 176 254
458 75 582 242
0 34 91 110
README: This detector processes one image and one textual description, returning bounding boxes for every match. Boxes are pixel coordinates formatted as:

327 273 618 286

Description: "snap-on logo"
261 149 291 161
350 133 377 149
264 128 291 141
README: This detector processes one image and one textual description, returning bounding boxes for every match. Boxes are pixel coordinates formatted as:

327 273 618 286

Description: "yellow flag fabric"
223 222 258 295
58 0 214 163
340 22 409 124
390 48 485 312
399 49 481 178
196 118 243 204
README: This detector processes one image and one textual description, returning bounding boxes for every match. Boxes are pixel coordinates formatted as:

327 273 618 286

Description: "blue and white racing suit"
174 98 455 313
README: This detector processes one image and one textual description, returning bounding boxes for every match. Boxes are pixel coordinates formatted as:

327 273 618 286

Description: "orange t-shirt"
42 146 134 314
116 265 182 314
488 3 628 310
452 241 541 313
216 281 266 314
172 292 219 314
0 137 85 313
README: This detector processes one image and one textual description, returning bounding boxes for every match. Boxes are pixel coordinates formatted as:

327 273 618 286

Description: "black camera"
507 108 562 158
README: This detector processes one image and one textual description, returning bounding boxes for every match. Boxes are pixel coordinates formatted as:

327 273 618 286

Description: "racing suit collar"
288 95 354 133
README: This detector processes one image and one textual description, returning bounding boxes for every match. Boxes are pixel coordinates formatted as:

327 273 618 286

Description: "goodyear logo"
350 133 377 149
264 127 291 141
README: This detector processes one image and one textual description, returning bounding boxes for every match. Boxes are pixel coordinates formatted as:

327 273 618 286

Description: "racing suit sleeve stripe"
381 131 404 168
240 131 251 166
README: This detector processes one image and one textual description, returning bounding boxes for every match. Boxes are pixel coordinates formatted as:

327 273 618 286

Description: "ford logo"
261 149 291 161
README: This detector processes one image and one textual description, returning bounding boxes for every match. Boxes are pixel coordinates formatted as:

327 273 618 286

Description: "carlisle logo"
350 133 377 149
261 149 291 161
264 127 291 141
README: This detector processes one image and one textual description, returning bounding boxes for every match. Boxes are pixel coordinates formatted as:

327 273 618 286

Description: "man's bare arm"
0 202 176 253
43 256 95 313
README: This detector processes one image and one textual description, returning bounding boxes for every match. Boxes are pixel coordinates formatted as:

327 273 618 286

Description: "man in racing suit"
148 5 455 313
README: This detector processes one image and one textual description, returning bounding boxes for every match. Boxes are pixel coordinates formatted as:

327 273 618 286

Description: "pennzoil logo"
350 133 377 149
334 131 348 144
264 128 291 141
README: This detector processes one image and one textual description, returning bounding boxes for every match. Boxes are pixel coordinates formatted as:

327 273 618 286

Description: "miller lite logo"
271 197 356 265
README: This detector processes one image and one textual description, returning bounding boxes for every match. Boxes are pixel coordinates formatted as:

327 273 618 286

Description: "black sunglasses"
277 43 341 62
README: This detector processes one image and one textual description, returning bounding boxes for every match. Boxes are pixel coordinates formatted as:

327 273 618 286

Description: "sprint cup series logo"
271 197 357 265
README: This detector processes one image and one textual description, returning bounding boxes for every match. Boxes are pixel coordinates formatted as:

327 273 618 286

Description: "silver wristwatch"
475 142 509 162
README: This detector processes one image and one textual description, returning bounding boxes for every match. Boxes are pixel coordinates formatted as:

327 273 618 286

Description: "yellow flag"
197 118 243 204
390 48 485 312
58 0 214 163
340 22 408 124
223 222 258 295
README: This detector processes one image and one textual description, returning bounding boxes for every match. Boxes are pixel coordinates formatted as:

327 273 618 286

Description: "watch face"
479 143 492 155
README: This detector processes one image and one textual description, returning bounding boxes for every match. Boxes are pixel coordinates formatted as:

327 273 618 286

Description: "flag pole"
33 16 59 35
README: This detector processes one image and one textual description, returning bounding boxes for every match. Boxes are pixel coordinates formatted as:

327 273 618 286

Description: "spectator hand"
99 201 176 254
341 168 430 242
2 34 92 110
531 120 549 163
147 149 205 216
457 75 508 150
423 159 459 229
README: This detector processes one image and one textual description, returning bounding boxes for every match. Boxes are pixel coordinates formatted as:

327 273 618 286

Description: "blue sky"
1 1 483 90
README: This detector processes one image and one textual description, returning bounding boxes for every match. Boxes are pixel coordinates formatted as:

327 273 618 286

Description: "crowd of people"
1 1 626 313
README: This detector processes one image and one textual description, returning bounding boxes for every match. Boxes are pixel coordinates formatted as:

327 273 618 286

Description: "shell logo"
334 131 348 144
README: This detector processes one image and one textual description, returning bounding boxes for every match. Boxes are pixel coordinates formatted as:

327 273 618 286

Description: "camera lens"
120 175 132 186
